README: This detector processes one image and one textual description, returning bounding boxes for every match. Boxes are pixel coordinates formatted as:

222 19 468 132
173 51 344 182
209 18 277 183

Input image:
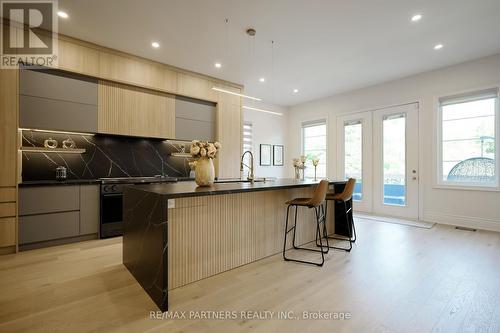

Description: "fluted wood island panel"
123 179 346 311
168 188 331 289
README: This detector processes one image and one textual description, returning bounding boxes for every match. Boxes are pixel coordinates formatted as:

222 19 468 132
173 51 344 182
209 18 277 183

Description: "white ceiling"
58 0 500 107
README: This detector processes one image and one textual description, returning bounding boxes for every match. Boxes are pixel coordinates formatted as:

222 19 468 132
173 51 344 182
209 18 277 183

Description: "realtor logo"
1 0 58 68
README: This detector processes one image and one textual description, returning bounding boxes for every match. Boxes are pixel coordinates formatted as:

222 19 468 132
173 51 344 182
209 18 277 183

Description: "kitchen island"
123 179 347 311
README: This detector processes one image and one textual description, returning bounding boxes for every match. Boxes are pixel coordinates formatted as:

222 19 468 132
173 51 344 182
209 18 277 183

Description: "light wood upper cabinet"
98 81 175 139
99 51 177 94
57 38 99 77
216 85 242 179
177 73 217 102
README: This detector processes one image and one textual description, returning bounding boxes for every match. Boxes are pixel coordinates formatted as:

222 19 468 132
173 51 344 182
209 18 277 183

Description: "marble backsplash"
21 130 193 181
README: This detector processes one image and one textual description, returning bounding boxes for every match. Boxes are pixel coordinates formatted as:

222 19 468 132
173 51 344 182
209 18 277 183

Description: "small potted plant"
190 140 221 186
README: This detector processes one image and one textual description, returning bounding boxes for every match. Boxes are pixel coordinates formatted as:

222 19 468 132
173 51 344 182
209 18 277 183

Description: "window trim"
336 111 373 213
436 87 500 190
301 119 328 179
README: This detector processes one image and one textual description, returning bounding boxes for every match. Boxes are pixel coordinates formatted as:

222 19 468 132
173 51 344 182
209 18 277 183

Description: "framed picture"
260 144 272 166
273 145 284 166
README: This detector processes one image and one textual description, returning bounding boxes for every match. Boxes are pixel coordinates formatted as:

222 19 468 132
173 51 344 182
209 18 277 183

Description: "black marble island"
123 179 347 311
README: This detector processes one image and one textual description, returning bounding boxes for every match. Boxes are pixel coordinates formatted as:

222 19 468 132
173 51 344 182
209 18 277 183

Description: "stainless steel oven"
100 185 124 238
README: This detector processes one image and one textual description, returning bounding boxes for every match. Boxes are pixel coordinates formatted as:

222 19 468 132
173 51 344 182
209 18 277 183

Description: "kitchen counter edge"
127 179 347 199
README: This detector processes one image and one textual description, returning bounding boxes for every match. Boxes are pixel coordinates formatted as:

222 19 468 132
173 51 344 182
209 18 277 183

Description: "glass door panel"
344 121 363 200
382 114 406 206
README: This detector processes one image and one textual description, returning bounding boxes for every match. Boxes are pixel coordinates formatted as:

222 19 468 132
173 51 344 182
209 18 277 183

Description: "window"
302 120 327 179
439 89 499 187
344 120 363 200
242 122 253 166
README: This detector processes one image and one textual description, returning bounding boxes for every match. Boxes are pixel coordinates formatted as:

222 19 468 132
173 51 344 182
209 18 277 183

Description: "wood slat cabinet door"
99 50 177 93
216 86 242 179
98 81 175 139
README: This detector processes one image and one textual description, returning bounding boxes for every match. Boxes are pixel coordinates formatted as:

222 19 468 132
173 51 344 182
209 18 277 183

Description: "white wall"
243 104 291 178
288 53 500 231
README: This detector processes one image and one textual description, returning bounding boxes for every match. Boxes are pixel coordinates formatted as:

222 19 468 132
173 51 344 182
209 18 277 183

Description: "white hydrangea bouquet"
189 140 221 159
293 155 307 180
189 140 221 186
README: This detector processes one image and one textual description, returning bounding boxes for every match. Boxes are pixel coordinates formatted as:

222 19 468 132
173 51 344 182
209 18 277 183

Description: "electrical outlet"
168 199 175 209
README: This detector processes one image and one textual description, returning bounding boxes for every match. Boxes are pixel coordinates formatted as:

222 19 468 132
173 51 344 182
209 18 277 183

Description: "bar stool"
321 178 357 252
282 180 330 267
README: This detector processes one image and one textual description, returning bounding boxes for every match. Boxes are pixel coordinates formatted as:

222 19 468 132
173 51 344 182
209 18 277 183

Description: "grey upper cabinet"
19 68 98 133
175 96 215 141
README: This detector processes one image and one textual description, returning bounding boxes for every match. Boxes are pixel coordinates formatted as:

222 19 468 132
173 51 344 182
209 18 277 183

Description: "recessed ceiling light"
151 42 160 48
411 14 422 22
293 89 299 93
214 62 222 68
259 77 265 83
434 44 444 50
57 11 68 19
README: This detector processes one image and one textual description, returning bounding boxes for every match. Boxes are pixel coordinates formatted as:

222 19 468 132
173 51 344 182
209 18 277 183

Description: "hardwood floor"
1 218 499 333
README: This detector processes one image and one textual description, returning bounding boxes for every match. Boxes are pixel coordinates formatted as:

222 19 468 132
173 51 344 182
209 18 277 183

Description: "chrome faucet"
240 151 254 182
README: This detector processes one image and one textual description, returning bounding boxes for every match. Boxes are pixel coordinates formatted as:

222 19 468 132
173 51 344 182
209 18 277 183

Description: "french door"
337 103 419 219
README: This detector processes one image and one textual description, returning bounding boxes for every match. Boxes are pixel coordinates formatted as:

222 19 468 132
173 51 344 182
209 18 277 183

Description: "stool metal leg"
282 205 291 260
317 200 353 252
349 200 357 243
292 205 299 249
283 204 329 267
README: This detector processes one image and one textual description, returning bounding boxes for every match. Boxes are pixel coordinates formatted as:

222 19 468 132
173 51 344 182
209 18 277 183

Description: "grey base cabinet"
20 211 80 244
19 184 100 248
80 185 100 235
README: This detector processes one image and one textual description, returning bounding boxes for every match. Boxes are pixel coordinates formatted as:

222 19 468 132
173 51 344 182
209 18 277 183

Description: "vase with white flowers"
312 158 320 181
190 140 221 186
293 155 307 180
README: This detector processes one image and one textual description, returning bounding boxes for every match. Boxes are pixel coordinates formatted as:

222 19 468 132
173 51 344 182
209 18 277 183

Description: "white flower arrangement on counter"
293 155 307 180
312 158 320 181
190 140 221 159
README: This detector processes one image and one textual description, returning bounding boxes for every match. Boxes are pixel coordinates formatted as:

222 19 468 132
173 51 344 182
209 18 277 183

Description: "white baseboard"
355 213 434 229
423 211 500 233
